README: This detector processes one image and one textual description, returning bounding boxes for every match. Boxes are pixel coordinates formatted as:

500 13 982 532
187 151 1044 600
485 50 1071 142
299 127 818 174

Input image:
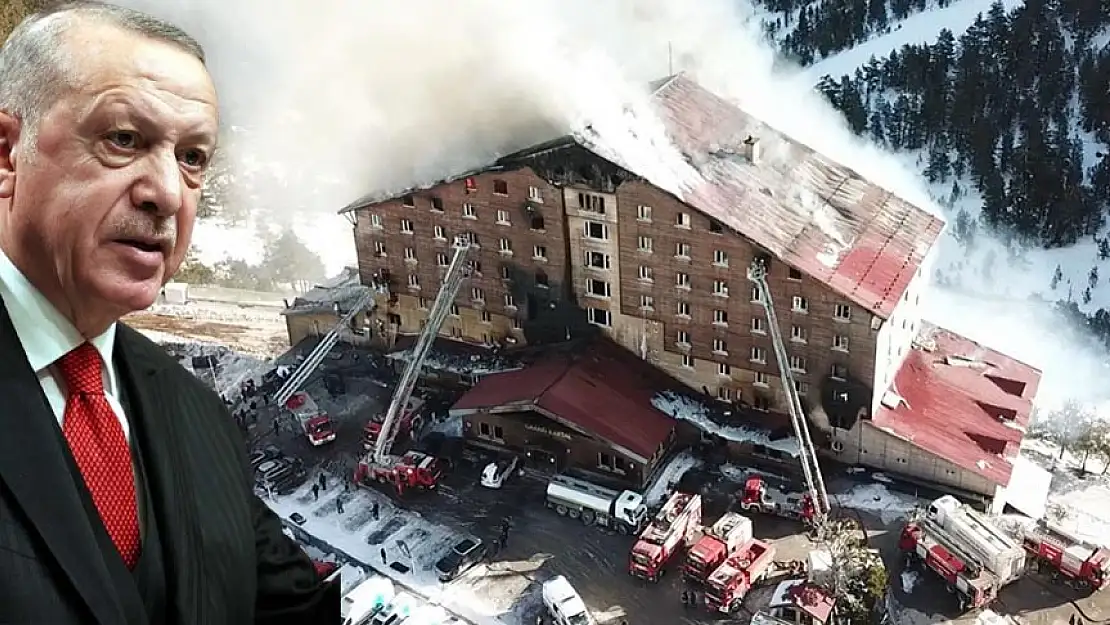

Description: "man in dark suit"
0 2 339 623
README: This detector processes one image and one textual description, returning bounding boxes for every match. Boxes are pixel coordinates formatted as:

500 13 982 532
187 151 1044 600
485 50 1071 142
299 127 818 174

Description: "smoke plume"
114 0 1110 420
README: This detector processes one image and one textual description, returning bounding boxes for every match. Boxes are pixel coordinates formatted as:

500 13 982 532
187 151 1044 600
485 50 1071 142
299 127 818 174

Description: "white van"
341 576 394 625
542 576 593 625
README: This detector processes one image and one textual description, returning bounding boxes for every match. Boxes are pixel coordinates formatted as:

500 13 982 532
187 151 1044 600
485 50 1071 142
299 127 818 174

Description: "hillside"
755 0 1110 348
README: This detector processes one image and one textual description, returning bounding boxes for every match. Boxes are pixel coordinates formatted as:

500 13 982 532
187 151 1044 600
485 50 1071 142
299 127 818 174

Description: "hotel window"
640 295 655 310
373 241 386 256
677 331 690 346
431 197 444 211
370 214 382 228
790 325 807 343
682 354 695 368
833 335 850 352
718 363 731 376
676 212 691 228
639 266 654 282
675 242 691 259
789 355 806 373
433 225 446 240
638 236 653 253
637 204 652 221
755 372 769 386
676 301 690 317
713 310 728 326
407 274 419 288
712 339 727 355
496 210 510 225
834 303 852 321
400 219 414 233
713 250 728 266
675 272 690 289
792 296 809 313
750 346 766 363
751 317 765 333
713 280 728 297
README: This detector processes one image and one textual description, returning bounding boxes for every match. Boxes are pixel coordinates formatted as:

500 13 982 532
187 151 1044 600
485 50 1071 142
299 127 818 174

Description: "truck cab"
285 392 336 446
363 397 426 450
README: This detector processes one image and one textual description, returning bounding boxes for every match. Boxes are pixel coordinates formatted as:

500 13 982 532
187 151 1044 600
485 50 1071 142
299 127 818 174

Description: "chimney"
743 135 761 164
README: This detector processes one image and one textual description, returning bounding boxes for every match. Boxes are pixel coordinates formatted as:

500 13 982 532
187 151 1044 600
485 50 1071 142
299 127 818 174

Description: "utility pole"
668 42 674 76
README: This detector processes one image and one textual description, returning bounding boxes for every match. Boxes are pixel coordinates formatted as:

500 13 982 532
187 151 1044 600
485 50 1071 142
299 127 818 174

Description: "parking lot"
234 342 1110 625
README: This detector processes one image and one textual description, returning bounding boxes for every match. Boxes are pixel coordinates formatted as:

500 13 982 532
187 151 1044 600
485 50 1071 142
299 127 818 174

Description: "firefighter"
311 484 319 501
371 501 379 520
336 497 344 514
319 473 327 490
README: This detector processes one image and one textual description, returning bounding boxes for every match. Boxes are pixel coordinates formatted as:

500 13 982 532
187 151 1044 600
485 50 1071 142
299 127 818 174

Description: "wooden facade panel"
353 168 570 331
614 181 880 395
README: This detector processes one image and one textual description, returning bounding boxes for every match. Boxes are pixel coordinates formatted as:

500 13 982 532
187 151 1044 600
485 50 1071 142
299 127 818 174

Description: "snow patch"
833 483 921 524
1048 484 1110 548
264 474 527 625
899 569 920 594
643 450 703 508
427 414 464 438
974 609 1017 625
651 391 800 457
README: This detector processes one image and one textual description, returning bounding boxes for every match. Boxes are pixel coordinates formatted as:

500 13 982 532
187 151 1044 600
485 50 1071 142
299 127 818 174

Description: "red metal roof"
873 322 1042 486
646 75 945 318
450 342 677 458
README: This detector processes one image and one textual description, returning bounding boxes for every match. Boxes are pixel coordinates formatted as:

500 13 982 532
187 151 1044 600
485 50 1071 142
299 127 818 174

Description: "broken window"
708 219 723 233
431 197 444 211
493 179 508 195
535 270 549 287
402 194 415 207
531 215 545 230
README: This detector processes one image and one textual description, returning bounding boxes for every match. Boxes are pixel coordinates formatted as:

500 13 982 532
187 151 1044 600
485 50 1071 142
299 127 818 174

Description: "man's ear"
0 111 20 199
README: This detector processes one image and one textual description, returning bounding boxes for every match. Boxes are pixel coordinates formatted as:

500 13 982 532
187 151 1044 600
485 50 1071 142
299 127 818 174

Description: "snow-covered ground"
643 450 702 508
265 473 535 625
805 0 1025 83
831 483 922 525
652 391 801 457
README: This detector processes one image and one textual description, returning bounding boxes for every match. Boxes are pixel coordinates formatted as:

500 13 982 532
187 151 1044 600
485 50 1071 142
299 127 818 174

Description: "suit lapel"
0 300 125 625
115 325 208 625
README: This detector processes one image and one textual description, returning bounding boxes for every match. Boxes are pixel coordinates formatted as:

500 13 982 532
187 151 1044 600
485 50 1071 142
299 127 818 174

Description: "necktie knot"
58 343 104 395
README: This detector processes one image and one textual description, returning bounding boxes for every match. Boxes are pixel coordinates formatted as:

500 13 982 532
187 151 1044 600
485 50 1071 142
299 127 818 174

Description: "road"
233 343 1110 625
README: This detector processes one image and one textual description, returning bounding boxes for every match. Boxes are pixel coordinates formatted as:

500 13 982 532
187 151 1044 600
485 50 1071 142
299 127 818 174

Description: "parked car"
480 455 520 489
434 537 487 582
256 457 306 495
342 576 394 625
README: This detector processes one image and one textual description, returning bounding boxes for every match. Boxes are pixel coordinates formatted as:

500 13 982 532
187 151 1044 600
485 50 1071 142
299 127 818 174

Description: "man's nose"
130 149 183 216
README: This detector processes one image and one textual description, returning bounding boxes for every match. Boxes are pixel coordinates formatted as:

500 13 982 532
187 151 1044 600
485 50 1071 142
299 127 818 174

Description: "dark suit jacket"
0 303 340 624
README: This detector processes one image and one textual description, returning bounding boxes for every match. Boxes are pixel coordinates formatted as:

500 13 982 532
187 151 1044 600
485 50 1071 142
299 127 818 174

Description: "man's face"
0 23 218 332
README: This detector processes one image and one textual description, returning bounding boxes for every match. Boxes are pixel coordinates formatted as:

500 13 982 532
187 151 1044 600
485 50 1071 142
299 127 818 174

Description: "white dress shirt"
0 249 130 437
0 248 145 533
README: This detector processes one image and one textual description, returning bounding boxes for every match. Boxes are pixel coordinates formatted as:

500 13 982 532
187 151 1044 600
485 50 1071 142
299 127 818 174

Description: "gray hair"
0 1 205 144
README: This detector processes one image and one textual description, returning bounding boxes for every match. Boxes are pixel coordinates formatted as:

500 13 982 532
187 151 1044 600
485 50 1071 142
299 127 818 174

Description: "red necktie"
58 343 141 568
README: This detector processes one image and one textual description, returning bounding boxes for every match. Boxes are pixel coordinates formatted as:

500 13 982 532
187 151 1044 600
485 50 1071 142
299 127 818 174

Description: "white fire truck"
544 474 647 535
925 495 1026 584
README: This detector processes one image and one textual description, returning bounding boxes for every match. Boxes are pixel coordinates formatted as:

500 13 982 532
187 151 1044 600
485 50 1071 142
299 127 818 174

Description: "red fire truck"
284 392 336 446
355 450 444 496
703 539 777 614
628 492 701 582
738 476 815 523
1022 522 1110 592
363 397 425 450
684 512 753 585
899 520 1000 611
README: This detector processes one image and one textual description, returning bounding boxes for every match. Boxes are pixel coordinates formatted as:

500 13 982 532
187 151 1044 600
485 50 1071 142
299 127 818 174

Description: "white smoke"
113 0 1110 419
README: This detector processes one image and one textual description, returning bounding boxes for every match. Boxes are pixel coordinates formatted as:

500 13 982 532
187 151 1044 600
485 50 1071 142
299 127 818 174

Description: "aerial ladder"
355 237 473 493
747 258 831 533
274 287 375 407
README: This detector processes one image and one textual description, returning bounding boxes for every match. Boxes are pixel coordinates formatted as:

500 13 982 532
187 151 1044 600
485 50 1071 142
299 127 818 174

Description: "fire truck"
545 475 647 534
899 520 1000 611
738 475 816 523
363 396 425 450
925 495 1026 584
703 538 777 613
628 492 702 582
1022 521 1110 591
746 259 831 537
353 237 474 496
284 391 336 446
684 512 754 585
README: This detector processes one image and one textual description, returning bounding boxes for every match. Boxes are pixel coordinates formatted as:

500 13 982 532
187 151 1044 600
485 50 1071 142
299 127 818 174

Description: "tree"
261 229 326 292
1039 399 1098 464
172 251 217 285
1075 421 1110 473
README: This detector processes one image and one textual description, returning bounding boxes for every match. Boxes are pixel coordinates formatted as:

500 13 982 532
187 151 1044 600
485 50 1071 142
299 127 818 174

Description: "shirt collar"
0 248 118 387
